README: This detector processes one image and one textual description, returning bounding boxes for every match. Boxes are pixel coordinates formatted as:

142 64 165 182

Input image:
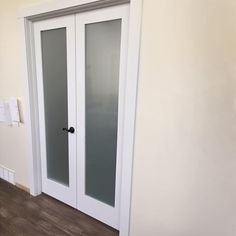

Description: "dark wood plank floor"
0 179 118 236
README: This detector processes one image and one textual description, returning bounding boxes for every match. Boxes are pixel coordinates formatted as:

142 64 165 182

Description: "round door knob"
62 127 75 133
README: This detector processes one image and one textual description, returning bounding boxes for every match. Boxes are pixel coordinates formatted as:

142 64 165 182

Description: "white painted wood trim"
119 0 143 235
18 0 129 19
18 0 99 17
20 0 143 235
20 18 42 196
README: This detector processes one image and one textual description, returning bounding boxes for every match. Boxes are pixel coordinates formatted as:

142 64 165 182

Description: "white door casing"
20 0 143 235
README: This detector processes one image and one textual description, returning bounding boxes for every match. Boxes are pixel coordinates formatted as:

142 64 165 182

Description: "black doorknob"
62 127 75 133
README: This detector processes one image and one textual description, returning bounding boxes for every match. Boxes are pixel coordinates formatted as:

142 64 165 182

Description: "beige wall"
0 0 47 186
1 0 236 235
131 0 236 235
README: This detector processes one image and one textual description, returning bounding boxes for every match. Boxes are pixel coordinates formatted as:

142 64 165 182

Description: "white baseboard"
0 165 15 185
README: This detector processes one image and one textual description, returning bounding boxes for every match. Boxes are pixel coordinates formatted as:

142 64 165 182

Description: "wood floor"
0 179 118 236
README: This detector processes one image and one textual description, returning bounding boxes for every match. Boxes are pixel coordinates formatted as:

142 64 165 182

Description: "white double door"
34 5 129 229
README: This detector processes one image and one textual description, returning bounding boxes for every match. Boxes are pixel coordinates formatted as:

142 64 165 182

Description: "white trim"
119 0 143 235
18 0 129 19
18 0 99 17
20 18 42 196
20 0 143 235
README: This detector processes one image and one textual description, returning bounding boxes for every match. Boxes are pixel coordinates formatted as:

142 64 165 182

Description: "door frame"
18 0 143 236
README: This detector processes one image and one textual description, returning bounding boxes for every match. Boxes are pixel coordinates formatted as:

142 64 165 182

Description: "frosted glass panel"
85 20 121 206
41 28 69 186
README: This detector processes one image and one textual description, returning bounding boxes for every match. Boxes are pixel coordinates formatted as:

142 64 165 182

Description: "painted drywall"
130 0 236 236
0 0 47 187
